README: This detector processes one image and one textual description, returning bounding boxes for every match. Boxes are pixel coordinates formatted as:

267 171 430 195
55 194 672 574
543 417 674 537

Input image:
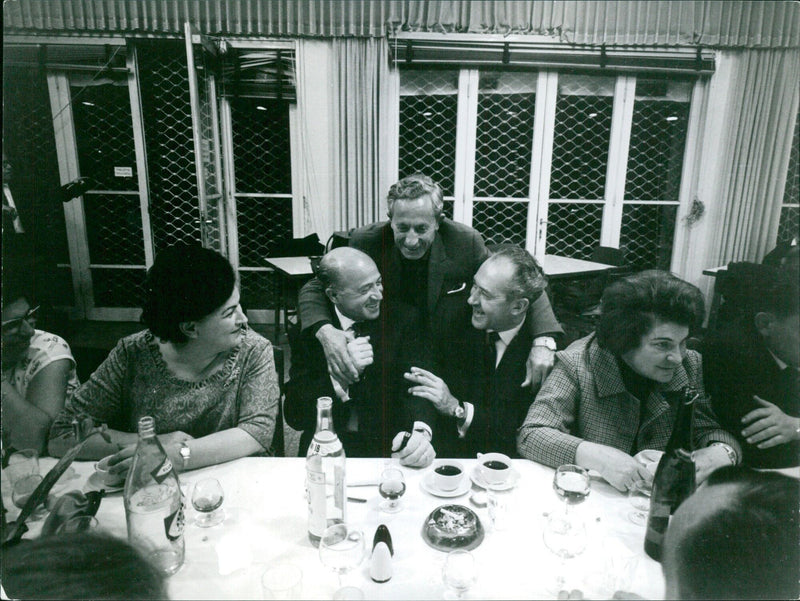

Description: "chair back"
271 345 286 457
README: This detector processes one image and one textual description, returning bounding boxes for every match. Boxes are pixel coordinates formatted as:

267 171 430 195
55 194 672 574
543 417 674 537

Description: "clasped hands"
105 431 194 478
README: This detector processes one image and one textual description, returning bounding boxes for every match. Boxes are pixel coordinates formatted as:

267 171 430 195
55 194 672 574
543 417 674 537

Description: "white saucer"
83 471 124 494
420 471 472 498
469 465 520 491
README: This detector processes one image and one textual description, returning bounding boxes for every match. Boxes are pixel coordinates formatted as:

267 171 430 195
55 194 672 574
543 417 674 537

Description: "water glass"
627 480 652 526
6 449 40 484
192 478 225 527
442 549 477 600
261 562 303 600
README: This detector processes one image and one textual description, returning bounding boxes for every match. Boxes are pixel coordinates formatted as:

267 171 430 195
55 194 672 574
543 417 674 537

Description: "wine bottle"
306 397 346 546
644 387 699 561
123 416 185 575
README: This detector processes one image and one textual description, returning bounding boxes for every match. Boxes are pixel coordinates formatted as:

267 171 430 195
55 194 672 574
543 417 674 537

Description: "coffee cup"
478 452 512 486
433 461 464 491
95 455 125 488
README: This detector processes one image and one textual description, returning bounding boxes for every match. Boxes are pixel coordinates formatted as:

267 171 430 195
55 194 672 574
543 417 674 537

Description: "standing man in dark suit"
298 174 563 404
704 264 799 468
402 245 546 457
284 247 436 466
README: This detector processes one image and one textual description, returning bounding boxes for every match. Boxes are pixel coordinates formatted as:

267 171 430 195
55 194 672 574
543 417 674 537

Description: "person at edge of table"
402 244 546 458
284 247 436 466
518 270 741 492
703 263 799 468
297 173 563 399
48 243 280 476
2 276 80 457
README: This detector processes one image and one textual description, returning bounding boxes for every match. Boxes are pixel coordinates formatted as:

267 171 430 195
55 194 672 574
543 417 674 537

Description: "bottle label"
309 439 343 456
151 457 174 484
164 500 185 541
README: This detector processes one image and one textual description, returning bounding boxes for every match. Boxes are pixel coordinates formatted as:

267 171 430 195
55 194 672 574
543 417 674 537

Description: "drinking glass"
553 464 590 515
56 515 99 534
261 562 303 600
543 512 587 593
379 468 406 513
627 480 652 526
191 478 225 527
6 449 40 484
12 473 43 510
319 524 366 597
442 549 477 600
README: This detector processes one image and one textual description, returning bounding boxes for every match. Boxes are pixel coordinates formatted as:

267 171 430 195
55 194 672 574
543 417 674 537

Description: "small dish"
83 471 124 494
469 465 520 491
421 471 472 498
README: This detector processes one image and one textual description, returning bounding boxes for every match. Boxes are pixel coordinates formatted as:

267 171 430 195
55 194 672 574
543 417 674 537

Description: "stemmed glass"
191 478 225 527
378 468 406 513
7 449 46 519
627 480 652 526
553 464 590 515
319 524 366 598
442 549 477 600
543 512 588 593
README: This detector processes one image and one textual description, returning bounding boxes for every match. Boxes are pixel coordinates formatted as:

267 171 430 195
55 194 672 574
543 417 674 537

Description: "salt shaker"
370 524 393 583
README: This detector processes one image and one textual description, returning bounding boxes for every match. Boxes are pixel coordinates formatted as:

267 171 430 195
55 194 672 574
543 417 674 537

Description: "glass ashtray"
421 504 485 552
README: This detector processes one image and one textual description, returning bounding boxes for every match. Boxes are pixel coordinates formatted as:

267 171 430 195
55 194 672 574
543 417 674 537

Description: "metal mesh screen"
473 201 528 246
621 79 690 268
90 268 146 308
2 66 73 305
399 70 458 197
545 203 604 260
230 97 293 311
547 75 614 257
138 40 201 252
83 193 144 266
778 107 799 243
474 71 536 198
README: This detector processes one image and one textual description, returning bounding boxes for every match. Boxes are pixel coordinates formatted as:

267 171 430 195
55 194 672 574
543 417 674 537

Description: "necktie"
484 331 500 372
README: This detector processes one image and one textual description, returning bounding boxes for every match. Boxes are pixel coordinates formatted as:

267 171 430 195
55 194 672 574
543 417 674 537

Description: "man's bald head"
317 247 383 322
662 466 799 600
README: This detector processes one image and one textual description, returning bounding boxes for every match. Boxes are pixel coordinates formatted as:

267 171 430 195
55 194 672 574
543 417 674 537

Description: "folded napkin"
41 490 105 537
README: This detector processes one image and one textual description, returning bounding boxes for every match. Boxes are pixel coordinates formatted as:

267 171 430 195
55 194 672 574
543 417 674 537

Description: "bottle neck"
666 393 696 454
314 397 336 436
137 416 156 438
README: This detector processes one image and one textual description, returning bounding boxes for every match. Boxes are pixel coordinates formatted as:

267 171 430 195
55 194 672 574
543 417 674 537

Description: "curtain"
331 38 393 230
707 48 800 266
4 1 799 49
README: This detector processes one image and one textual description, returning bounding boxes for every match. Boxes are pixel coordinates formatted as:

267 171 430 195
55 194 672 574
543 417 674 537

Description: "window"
398 68 696 271
777 106 799 244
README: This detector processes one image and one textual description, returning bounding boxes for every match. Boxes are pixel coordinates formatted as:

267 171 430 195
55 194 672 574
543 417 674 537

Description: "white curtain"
706 48 800 267
331 38 393 230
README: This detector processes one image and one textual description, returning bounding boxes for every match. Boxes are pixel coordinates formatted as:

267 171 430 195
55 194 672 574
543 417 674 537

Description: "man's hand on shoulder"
522 339 556 391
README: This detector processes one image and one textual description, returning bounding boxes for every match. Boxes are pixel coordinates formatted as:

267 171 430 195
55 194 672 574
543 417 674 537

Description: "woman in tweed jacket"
518 270 740 492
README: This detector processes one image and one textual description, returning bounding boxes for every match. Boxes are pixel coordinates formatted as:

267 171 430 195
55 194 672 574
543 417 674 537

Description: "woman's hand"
741 396 800 449
693 445 733 484
107 431 194 478
575 441 652 492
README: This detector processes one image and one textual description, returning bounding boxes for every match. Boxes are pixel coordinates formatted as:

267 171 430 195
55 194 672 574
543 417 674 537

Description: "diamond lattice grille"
472 201 528 246
545 203 604 260
399 70 458 198
138 41 201 253
778 108 799 244
619 204 678 270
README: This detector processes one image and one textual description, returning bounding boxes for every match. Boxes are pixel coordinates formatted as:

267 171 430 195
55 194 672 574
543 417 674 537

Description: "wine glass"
379 468 406 513
627 480 652 526
11 474 43 510
553 464 590 515
56 515 99 534
319 524 366 597
442 549 477 600
191 478 225 527
543 512 587 593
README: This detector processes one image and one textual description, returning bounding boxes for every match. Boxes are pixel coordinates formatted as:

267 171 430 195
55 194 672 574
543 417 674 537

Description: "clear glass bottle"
123 416 185 574
644 387 698 561
306 397 346 546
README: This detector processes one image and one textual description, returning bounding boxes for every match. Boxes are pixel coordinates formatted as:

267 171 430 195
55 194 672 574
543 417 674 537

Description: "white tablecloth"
4 457 665 600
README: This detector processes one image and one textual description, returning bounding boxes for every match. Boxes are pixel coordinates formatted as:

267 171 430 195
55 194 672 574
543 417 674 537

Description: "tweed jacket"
297 219 562 358
517 333 740 468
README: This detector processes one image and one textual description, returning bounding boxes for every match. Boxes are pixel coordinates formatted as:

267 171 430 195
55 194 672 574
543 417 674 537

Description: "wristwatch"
533 336 557 352
452 402 466 421
179 442 191 471
710 442 738 465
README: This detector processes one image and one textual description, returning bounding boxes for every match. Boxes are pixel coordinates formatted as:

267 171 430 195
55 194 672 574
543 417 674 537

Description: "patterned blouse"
49 328 279 452
7 330 80 400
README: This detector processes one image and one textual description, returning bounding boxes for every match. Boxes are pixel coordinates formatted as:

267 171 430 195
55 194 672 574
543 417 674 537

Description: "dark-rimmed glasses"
1 305 39 335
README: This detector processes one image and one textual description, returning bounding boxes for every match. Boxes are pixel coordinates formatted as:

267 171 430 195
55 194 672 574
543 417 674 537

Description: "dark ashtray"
421 504 484 552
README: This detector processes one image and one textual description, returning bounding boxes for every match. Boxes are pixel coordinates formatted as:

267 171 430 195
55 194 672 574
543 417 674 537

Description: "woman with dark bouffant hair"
2 532 168 599
48 243 279 474
518 270 740 492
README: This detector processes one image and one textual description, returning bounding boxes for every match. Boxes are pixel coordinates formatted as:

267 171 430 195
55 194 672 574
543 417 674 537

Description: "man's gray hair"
386 174 444 221
487 244 547 303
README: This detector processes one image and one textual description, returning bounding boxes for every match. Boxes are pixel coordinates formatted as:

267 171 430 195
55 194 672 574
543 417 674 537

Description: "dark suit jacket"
704 324 800 468
298 219 562 363
433 326 534 458
284 301 436 457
